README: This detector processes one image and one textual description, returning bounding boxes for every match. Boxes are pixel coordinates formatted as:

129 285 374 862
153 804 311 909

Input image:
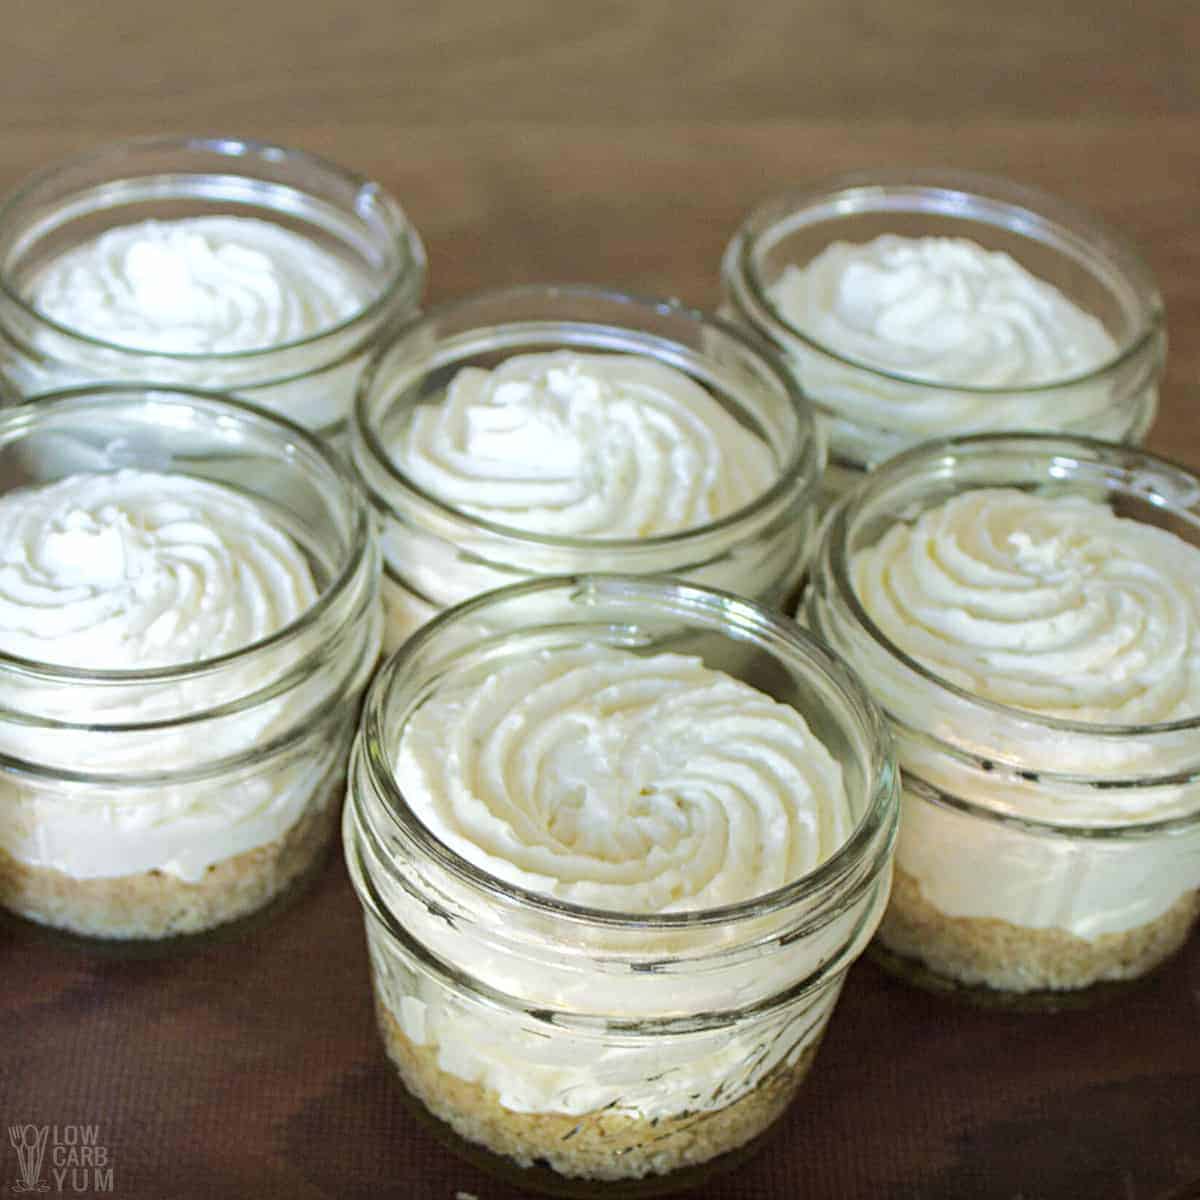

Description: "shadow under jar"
721 169 1165 503
350 284 823 652
804 434 1200 1003
0 135 426 440
344 576 897 1192
0 386 380 948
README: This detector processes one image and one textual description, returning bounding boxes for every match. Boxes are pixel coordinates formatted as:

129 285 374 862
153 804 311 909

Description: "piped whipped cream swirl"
25 217 367 355
0 468 319 669
772 236 1116 388
767 236 1122 451
396 645 852 912
852 488 1200 724
391 351 777 537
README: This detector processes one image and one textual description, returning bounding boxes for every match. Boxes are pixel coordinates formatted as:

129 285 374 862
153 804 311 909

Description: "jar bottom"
375 1000 820 1194
0 785 341 956
872 868 1200 1010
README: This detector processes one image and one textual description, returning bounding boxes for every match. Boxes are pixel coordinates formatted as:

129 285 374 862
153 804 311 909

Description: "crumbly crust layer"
879 867 1200 993
0 791 338 941
377 1001 819 1183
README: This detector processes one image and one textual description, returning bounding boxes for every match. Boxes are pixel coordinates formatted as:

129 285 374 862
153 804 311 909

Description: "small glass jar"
345 575 897 1191
722 169 1165 501
351 284 824 651
0 135 426 440
0 386 380 946
804 434 1200 1001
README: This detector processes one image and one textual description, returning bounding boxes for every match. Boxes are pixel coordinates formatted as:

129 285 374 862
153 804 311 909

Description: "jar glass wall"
804 434 1200 999
0 387 380 946
722 170 1164 501
345 575 897 1188
0 136 426 440
352 284 823 651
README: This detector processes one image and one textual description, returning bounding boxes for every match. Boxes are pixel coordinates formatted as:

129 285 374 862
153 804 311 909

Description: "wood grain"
2 3 1199 1197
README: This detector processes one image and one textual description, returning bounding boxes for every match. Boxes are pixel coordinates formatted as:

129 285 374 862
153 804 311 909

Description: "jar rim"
0 133 427 363
724 166 1164 395
893 719 1200 841
0 384 375 685
353 281 822 552
0 678 359 786
349 844 880 1032
821 430 1200 742
358 572 898 931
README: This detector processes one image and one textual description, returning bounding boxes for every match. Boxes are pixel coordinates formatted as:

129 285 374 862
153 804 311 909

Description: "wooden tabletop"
4 3 1199 1198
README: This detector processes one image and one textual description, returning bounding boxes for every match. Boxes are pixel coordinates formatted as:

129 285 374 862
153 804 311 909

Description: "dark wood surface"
3 3 1199 1198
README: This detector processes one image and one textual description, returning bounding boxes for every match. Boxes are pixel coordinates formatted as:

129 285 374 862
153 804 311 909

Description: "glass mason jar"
345 575 898 1191
804 434 1200 1001
721 169 1165 502
350 284 824 652
0 386 380 946
0 135 427 440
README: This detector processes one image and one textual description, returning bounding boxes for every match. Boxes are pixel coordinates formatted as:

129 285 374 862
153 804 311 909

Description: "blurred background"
1 0 1197 434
